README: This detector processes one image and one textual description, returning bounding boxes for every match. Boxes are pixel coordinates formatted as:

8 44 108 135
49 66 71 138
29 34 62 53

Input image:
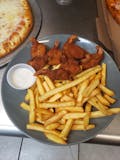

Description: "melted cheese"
0 0 24 43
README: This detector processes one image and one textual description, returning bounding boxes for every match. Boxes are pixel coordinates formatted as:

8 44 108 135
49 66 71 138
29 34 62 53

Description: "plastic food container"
7 63 36 90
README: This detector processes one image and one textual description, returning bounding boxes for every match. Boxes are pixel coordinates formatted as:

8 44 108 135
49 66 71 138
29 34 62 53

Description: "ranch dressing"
11 67 35 89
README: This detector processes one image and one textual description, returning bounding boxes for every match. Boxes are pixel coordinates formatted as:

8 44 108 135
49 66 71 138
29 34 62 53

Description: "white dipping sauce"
11 67 35 89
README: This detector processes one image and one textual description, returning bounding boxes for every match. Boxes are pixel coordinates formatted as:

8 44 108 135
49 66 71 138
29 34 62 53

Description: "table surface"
0 0 120 145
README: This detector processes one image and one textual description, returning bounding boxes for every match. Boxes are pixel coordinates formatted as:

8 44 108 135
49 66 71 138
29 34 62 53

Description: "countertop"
0 0 120 145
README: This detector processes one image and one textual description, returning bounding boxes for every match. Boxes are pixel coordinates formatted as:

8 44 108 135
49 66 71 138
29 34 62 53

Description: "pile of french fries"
20 63 120 144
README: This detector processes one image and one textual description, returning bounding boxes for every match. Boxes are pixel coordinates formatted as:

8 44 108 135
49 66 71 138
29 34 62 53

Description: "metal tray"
0 0 42 67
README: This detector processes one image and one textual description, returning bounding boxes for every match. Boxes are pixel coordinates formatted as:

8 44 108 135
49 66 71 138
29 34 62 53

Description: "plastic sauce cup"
7 63 36 90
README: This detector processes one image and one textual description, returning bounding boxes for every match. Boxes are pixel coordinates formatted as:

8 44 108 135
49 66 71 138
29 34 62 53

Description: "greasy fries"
38 101 75 108
88 98 111 115
56 107 84 113
99 84 115 96
48 93 62 102
83 78 100 98
39 65 101 102
101 63 106 85
35 108 53 116
20 64 120 144
63 113 87 119
44 76 55 90
43 81 50 92
83 103 92 129
20 102 30 111
91 108 120 118
58 124 95 131
46 123 60 130
25 93 29 101
75 65 101 78
104 94 116 104
71 124 95 130
36 77 45 96
60 119 73 138
45 133 66 144
28 89 35 123
96 93 110 106
44 110 67 126
77 79 89 102
27 123 61 137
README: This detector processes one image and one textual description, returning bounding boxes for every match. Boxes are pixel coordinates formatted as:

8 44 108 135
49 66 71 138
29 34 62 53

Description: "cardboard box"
96 0 120 68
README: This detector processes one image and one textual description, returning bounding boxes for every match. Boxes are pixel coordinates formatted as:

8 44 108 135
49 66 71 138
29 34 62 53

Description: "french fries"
96 93 110 106
71 124 95 130
58 124 95 131
99 84 115 96
36 77 45 96
20 102 30 111
44 110 67 126
88 98 111 115
101 63 106 85
48 93 62 102
38 101 75 109
25 92 29 101
39 65 101 102
45 133 66 144
90 108 120 118
43 81 50 92
27 123 61 137
60 119 73 138
83 103 92 129
77 79 89 102
45 123 60 130
56 107 84 113
20 64 120 144
28 89 35 123
44 76 55 90
63 113 87 119
104 94 116 104
82 78 100 98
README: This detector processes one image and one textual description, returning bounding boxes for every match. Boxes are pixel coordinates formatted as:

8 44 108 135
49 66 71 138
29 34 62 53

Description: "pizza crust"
0 0 33 58
105 0 120 24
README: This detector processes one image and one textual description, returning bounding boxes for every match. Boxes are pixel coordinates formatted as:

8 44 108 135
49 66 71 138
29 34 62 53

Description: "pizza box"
96 0 120 68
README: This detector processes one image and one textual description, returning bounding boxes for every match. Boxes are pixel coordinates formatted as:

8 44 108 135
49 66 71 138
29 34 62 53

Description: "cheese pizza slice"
0 0 33 58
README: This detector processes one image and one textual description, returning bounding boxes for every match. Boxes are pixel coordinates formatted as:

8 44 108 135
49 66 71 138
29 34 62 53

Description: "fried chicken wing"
28 55 48 71
35 68 70 80
63 35 87 59
81 46 104 70
31 38 47 58
35 58 81 80
61 58 81 76
47 40 62 65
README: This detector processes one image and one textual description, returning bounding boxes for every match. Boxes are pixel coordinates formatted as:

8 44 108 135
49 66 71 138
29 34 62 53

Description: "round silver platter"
0 0 42 67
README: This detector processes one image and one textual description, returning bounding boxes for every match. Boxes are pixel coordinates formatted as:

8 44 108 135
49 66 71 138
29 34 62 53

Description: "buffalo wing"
63 35 87 59
31 38 47 58
47 40 62 65
81 46 104 69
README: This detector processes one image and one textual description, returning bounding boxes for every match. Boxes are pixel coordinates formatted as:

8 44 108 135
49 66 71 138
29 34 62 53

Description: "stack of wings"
28 35 104 80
